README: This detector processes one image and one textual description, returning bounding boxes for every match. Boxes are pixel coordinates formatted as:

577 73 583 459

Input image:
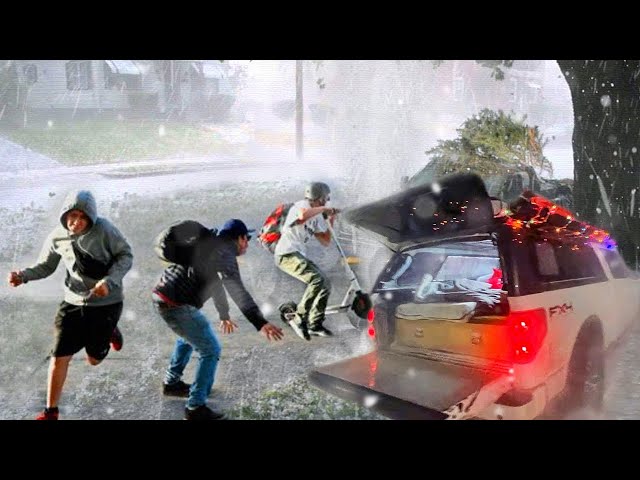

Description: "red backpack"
258 202 294 253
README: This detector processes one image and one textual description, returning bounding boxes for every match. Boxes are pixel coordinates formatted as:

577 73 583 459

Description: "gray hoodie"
20 190 134 306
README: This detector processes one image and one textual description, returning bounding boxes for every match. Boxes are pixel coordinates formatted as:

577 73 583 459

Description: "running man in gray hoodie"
7 190 133 420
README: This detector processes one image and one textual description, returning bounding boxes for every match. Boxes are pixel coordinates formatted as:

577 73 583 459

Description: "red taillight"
507 308 547 364
367 309 376 337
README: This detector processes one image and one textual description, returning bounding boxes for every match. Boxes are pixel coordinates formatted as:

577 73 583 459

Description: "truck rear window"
376 239 508 315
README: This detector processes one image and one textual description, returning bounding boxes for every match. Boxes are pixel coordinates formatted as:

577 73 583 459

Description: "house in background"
2 60 235 124
161 60 235 121
428 60 547 128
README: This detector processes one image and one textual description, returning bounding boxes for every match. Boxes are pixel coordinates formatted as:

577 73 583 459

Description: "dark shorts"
53 301 123 360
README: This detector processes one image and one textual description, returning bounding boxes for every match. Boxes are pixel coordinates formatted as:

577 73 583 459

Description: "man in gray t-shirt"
274 182 339 340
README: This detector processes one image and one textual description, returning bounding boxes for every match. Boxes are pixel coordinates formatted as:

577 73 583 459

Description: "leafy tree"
421 108 551 178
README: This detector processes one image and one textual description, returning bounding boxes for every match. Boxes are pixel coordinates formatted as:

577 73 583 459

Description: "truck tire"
565 323 605 415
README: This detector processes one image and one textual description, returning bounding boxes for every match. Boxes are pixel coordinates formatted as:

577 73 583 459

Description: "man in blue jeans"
152 218 283 420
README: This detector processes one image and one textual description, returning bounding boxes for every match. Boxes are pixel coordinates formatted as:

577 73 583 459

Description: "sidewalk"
0 136 62 172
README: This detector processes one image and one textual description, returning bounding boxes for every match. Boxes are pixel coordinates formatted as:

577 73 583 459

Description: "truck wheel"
566 325 605 414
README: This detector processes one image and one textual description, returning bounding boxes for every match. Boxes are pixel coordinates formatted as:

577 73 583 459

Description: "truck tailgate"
309 350 513 420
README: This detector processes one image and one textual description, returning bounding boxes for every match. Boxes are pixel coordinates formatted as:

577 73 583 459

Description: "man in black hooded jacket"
153 218 283 421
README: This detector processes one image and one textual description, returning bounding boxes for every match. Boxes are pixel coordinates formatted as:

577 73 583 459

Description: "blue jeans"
153 303 222 409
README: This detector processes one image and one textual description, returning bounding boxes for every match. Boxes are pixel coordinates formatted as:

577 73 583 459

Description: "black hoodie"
154 234 267 331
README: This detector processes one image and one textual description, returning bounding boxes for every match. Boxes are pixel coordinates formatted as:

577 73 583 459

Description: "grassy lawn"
229 376 385 420
0 119 236 166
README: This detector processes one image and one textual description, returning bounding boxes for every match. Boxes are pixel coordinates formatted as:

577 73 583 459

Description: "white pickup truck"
310 174 639 420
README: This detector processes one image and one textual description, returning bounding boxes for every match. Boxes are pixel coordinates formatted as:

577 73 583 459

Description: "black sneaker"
308 325 333 337
184 405 226 421
163 380 191 397
290 317 310 341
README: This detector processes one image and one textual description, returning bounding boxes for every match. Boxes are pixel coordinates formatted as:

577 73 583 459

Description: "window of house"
66 61 92 90
104 61 142 90
23 64 37 85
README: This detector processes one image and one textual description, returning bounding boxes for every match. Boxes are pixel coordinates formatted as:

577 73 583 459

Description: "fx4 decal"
549 303 573 317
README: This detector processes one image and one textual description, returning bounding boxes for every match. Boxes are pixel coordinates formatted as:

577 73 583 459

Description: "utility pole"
296 60 303 161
